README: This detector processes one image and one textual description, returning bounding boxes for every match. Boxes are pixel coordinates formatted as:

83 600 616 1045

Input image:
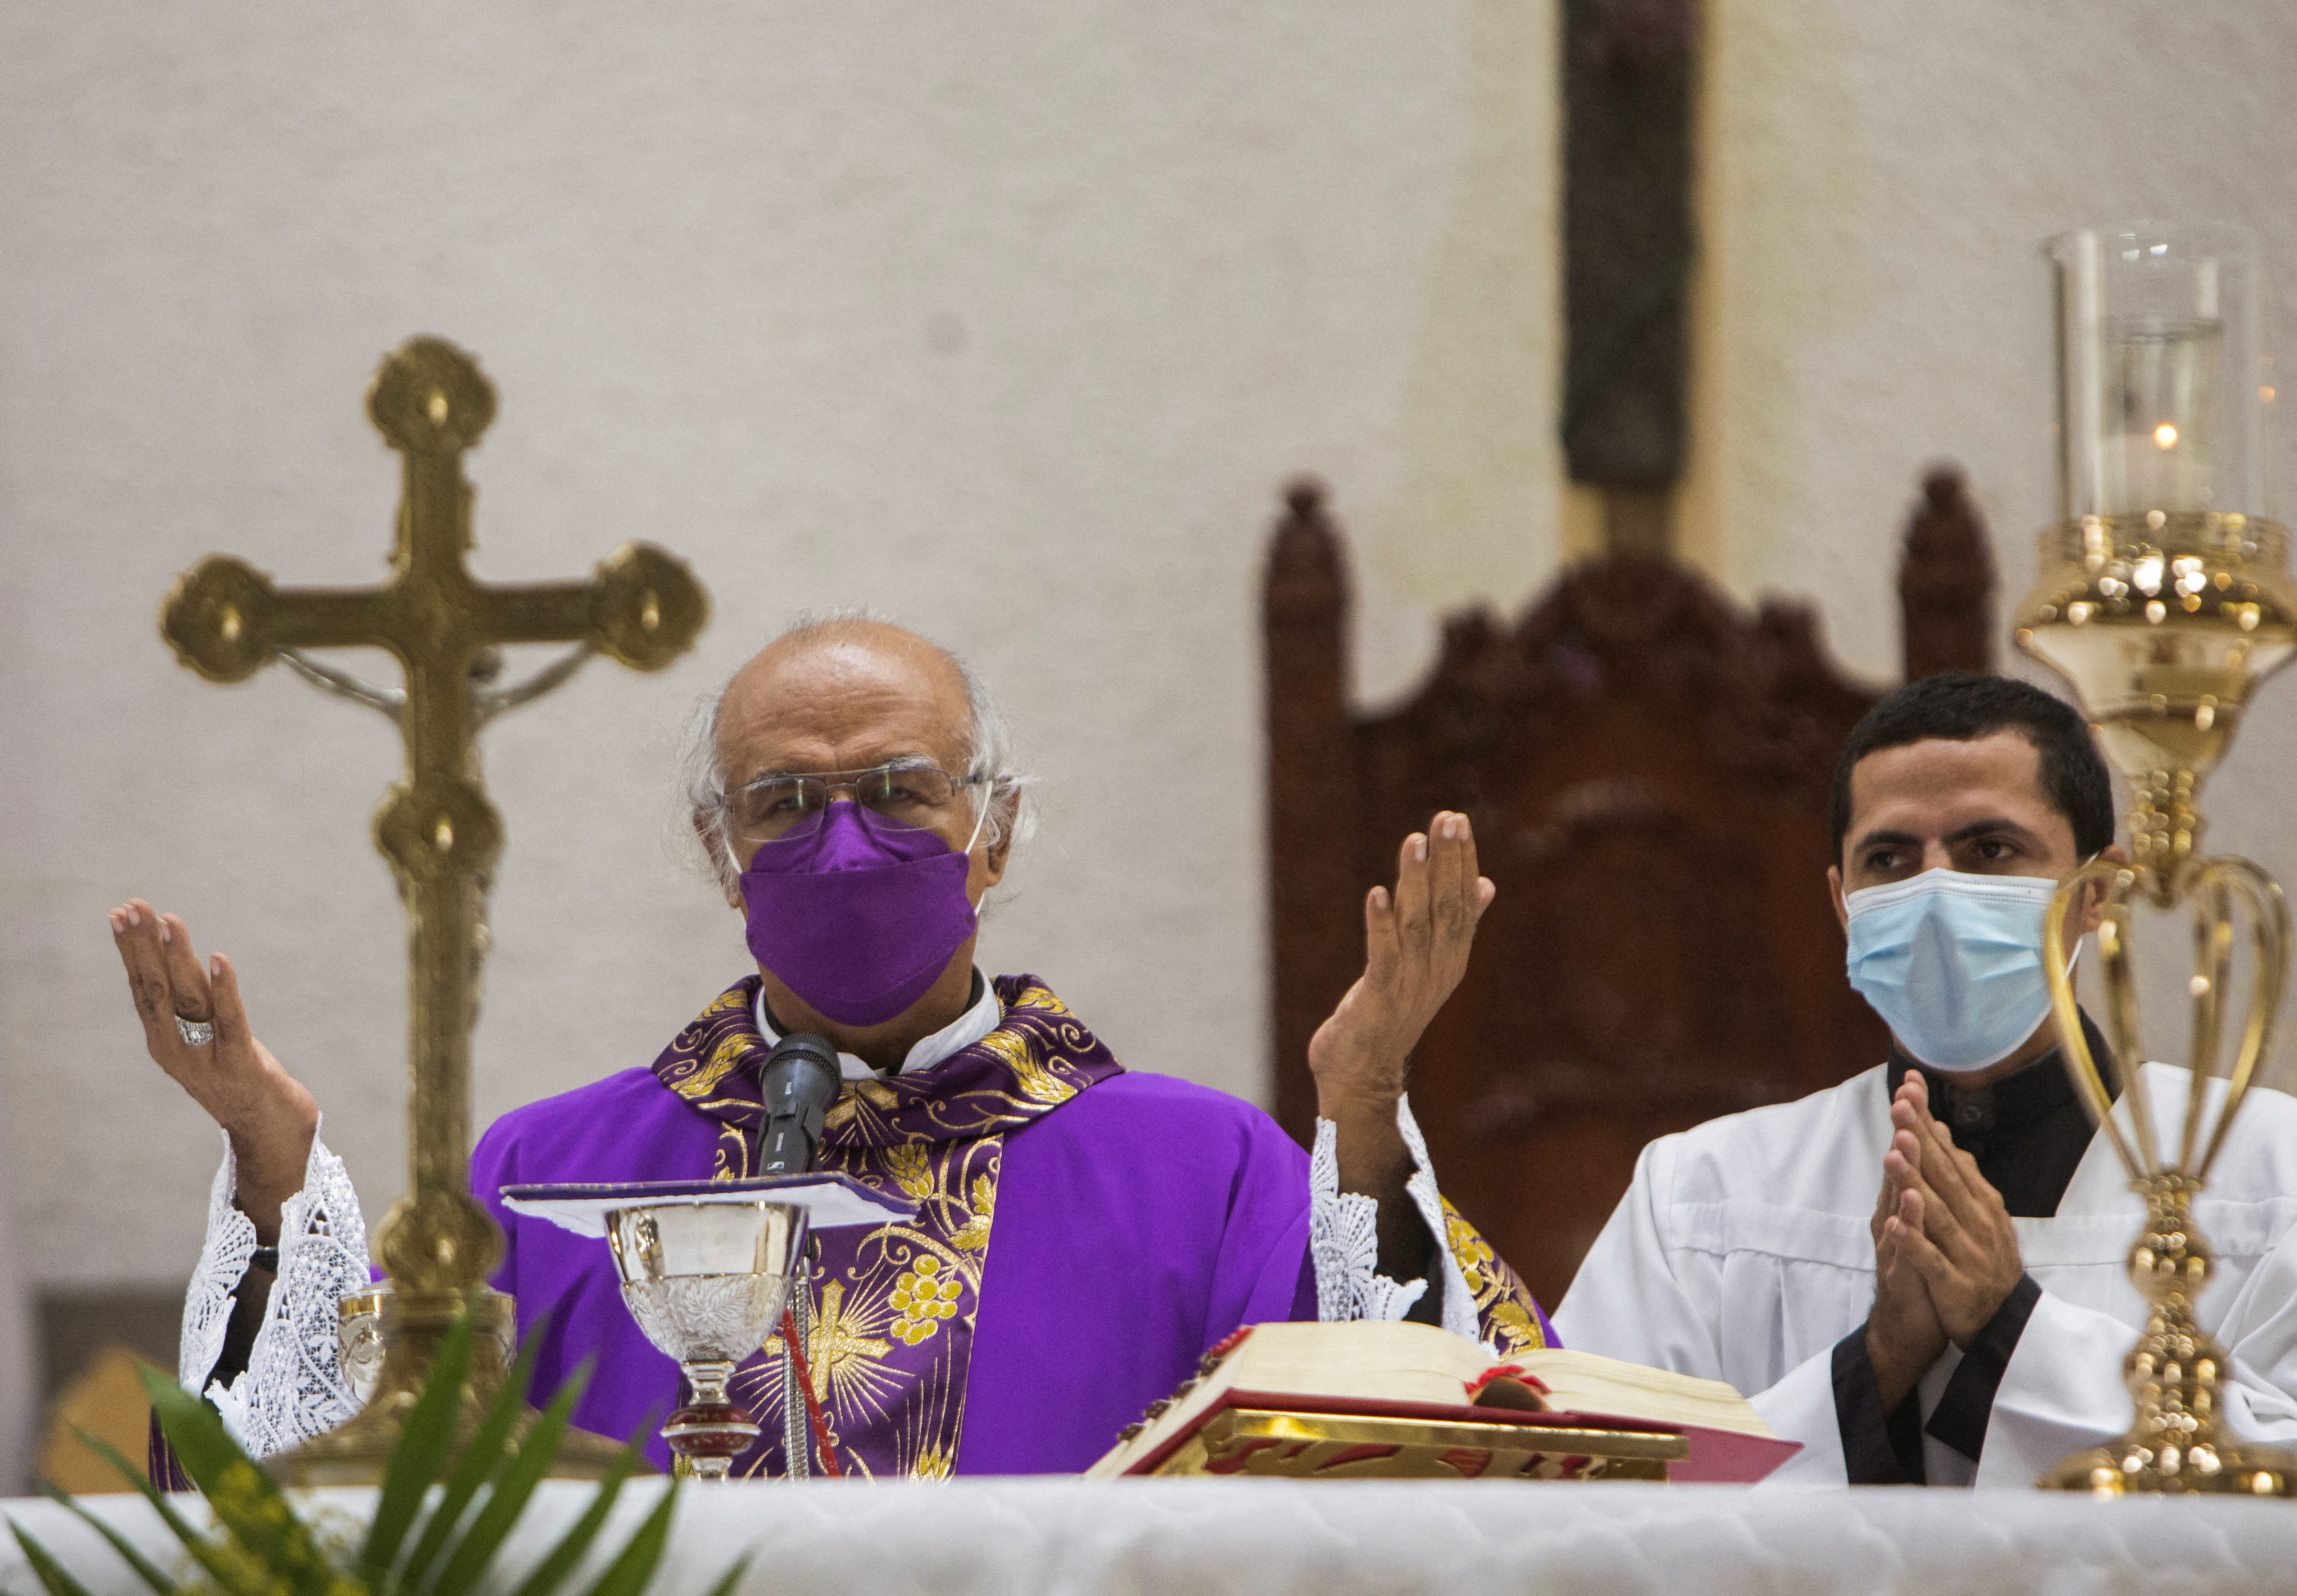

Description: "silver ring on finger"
176 1014 215 1048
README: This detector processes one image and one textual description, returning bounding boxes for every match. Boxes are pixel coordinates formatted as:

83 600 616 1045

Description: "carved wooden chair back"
1263 470 1996 1308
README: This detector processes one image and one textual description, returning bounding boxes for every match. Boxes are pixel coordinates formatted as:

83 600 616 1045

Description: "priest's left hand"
1308 811 1494 1111
1308 813 1494 1277
1881 1074 2025 1349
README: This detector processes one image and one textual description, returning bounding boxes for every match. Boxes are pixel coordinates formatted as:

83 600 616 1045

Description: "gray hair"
676 610 1039 893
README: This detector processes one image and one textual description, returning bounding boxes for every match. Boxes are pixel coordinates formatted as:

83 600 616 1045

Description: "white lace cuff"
179 1141 258 1396
1308 1094 1476 1342
179 1122 370 1458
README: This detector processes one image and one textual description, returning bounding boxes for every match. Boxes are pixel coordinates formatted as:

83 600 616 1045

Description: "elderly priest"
1555 673 2297 1486
111 617 1551 1479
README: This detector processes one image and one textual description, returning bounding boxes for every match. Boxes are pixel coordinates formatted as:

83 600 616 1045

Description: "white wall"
1687 0 2297 679
3 0 2294 1336
1685 0 2297 1085
0 0 1561 1296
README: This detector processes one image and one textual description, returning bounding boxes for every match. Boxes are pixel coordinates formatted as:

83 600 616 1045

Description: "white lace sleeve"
177 1122 370 1458
1308 1095 1478 1343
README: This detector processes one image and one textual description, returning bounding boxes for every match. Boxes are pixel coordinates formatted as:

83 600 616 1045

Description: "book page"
1223 1320 1499 1405
1516 1349 1776 1437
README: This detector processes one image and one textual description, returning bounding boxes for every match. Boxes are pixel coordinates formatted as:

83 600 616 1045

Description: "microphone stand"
785 1266 813 1479
754 1030 842 1481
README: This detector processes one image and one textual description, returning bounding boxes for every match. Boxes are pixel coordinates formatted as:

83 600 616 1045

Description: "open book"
1087 1320 1800 1483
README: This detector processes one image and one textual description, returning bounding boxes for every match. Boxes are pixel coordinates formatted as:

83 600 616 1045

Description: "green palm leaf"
68 1430 264 1596
19 1322 694 1596
570 1481 679 1596
422 1361 592 1596
359 1308 479 1585
397 1323 548 1591
499 1426 647 1596
8 1519 98 1596
134 1365 337 1596
35 1476 178 1596
129 1365 241 1499
697 1552 752 1596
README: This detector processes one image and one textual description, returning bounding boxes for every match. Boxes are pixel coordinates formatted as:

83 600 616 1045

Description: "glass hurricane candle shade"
2049 223 2273 521
2024 224 2297 817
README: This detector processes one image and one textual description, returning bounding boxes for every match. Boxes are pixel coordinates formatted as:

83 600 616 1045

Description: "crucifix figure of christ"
160 336 708 1480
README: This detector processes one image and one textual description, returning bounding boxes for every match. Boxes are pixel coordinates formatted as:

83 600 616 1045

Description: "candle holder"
2018 222 2297 1496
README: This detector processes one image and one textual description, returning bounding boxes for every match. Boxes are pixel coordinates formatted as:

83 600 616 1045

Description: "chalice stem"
661 1358 759 1482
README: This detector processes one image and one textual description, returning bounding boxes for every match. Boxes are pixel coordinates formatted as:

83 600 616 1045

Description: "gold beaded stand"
2018 510 2297 1495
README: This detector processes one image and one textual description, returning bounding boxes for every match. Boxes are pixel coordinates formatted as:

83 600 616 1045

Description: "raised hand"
1306 813 1495 1278
1882 1071 2025 1347
109 899 317 1241
1307 811 1495 1111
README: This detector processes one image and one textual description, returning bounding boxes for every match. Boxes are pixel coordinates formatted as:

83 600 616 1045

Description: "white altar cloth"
7 1477 2297 1596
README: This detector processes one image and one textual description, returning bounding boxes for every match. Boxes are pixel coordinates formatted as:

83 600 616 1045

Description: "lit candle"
2100 313 2223 515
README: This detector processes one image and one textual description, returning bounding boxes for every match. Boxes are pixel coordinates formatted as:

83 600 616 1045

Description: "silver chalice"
502 1170 911 1482
606 1200 811 1480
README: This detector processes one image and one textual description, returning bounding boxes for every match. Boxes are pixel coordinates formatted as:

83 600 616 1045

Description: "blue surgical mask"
1844 868 2079 1073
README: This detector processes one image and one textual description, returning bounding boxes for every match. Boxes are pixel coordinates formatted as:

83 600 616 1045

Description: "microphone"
756 1032 841 1176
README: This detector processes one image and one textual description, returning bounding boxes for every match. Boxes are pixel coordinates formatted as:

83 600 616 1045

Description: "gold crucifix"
159 336 707 1480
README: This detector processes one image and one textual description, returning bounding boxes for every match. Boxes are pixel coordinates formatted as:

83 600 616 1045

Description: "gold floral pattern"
884 1142 935 1202
1442 1196 1546 1356
977 1028 1079 1107
822 1078 898 1136
947 1175 994 1251
889 1256 965 1344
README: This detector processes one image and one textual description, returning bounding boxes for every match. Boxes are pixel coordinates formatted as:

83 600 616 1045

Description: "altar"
8 1478 2297 1596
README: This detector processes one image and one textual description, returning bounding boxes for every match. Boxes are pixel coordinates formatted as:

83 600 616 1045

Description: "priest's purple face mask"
730 763 991 1028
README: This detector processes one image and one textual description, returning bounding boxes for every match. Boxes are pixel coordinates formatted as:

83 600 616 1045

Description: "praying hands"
1866 1069 2027 1407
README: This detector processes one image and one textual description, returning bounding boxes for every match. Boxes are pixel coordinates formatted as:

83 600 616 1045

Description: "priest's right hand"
110 899 317 1244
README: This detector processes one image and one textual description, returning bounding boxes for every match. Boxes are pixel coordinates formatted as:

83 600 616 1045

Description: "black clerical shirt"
1830 1010 2117 1484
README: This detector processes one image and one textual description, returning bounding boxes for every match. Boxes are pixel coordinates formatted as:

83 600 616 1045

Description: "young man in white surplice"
1554 672 2297 1487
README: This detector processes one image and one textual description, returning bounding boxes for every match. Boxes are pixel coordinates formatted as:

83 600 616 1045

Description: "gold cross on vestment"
160 336 707 1317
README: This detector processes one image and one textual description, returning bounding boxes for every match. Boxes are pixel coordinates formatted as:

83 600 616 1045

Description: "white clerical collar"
754 972 1001 1081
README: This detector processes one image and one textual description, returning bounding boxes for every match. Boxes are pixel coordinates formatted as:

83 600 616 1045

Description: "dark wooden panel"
1561 0 1697 484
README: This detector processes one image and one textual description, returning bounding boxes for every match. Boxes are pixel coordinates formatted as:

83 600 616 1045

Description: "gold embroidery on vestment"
1442 1196 1545 1354
732 1131 1005 1477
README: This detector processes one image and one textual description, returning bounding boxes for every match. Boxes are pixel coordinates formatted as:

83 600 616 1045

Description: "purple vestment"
470 974 1550 1477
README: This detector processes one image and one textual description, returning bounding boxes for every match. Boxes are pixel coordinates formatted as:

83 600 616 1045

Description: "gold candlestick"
159 336 708 1482
2017 224 2297 1496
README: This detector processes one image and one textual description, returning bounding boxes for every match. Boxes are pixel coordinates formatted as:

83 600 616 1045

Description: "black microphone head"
763 1031 840 1093
757 1032 842 1176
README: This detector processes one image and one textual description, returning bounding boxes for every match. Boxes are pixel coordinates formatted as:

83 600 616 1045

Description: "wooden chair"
1264 469 1997 1308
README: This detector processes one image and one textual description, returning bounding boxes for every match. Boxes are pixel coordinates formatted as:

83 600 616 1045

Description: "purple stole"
649 973 1122 1479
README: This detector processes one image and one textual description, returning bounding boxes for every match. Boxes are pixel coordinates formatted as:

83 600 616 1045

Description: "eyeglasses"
722 762 988 841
